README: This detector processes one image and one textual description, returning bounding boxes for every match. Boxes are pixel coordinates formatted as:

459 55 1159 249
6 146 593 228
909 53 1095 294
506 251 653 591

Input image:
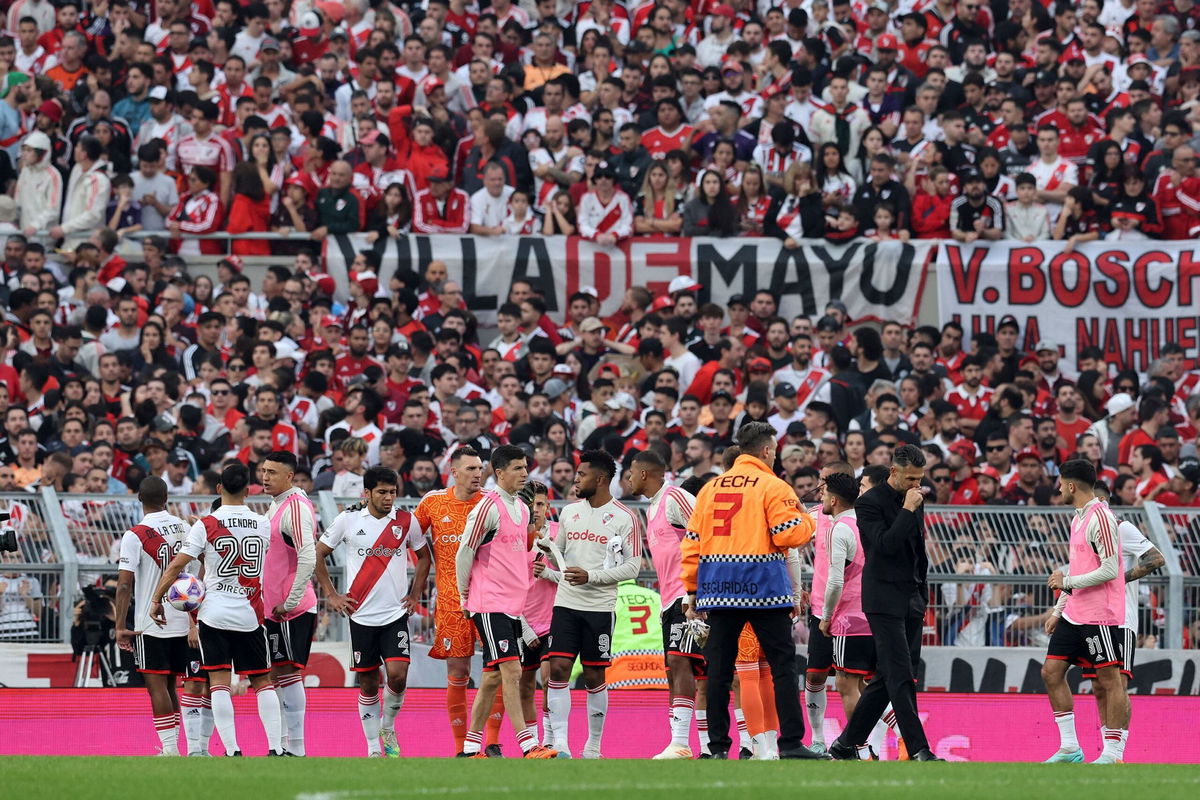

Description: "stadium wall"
6 643 1198 694
0 686 1194 761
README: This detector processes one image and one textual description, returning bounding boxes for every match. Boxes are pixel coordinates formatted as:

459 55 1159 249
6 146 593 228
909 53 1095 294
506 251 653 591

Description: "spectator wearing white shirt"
468 162 514 236
662 317 702 389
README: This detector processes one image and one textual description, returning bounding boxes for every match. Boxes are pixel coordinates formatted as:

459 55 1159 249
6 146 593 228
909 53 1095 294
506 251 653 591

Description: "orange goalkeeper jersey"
681 454 814 610
414 488 484 612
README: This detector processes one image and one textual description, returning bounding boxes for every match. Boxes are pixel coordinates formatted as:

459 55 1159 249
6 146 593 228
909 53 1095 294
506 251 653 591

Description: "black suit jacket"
856 483 929 616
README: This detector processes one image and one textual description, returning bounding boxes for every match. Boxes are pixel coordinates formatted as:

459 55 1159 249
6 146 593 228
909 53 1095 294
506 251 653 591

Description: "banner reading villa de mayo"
326 234 935 327
938 240 1200 371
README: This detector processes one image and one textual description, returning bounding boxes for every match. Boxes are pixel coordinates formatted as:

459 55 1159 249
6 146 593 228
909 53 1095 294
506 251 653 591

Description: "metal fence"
1 491 1191 649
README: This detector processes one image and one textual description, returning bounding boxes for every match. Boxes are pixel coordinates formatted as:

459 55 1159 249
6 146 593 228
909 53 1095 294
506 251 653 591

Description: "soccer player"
518 481 556 749
682 422 825 760
537 449 642 759
315 466 432 757
456 445 556 758
1084 483 1164 750
413 445 486 755
261 451 320 757
1042 459 1129 764
114 476 195 756
148 463 279 757
816 472 878 760
628 449 705 760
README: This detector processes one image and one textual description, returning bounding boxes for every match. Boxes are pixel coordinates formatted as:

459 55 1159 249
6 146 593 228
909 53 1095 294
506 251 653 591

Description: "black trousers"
839 608 930 753
703 608 805 753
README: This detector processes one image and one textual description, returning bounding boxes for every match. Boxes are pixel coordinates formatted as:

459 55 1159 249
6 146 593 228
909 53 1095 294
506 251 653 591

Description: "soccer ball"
166 573 205 612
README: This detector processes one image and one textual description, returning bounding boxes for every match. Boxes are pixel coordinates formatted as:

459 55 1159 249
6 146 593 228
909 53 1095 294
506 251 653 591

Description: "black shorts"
662 598 707 676
806 615 834 673
197 621 271 675
473 612 524 671
1047 619 1124 670
265 613 317 668
832 634 877 677
545 606 614 667
135 634 189 675
1081 627 1136 679
182 646 206 682
521 635 548 671
349 615 412 672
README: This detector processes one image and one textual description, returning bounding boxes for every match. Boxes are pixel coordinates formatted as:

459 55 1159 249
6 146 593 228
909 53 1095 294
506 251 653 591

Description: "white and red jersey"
578 189 634 241
216 82 254 128
14 45 50 74
1029 156 1078 220
752 141 811 177
462 489 532 617
1062 498 1123 628
180 504 271 632
177 132 237 176
948 383 993 421
529 145 583 212
772 365 830 412
263 487 318 621
325 420 383 465
135 115 192 172
644 483 697 609
641 124 695 160
704 90 764 120
319 506 427 626
1059 119 1106 165
824 510 870 638
352 158 412 204
255 103 292 130
117 510 194 638
1116 518 1155 637
412 187 470 234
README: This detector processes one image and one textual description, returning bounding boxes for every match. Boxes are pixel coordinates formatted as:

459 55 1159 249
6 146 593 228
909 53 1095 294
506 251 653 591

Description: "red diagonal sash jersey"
180 504 270 632
117 511 192 637
319 507 429 626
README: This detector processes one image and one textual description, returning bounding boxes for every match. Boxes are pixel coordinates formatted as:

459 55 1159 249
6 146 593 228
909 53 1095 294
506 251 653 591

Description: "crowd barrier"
1 492 1193 652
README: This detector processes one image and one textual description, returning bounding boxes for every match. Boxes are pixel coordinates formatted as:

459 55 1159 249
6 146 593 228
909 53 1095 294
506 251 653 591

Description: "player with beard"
535 450 642 758
414 446 488 755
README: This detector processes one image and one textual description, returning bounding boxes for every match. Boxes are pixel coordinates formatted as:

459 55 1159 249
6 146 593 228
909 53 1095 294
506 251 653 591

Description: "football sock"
695 709 710 754
869 719 888 757
1054 711 1079 752
805 675 828 746
516 727 537 754
857 744 872 760
277 673 306 756
759 662 778 735
734 707 751 751
154 714 179 755
525 719 539 750
447 676 469 753
359 691 382 755
484 692 505 747
541 707 554 747
584 684 608 754
736 662 765 736
255 686 283 753
180 693 204 755
200 697 214 750
883 705 898 733
547 680 571 755
1102 728 1128 760
463 730 483 756
383 684 406 731
669 696 695 747
209 686 239 754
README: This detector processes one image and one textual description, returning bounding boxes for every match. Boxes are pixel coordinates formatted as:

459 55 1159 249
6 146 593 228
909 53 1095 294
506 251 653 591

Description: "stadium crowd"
2 0 1200 649
2 0 1200 242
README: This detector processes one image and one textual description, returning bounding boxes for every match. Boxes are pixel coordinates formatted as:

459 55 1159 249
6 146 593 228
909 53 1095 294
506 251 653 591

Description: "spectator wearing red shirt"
1118 396 1170 467
910 166 954 238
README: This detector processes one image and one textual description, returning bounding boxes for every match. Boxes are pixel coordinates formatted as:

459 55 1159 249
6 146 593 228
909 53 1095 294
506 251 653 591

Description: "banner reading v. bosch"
938 241 1200 370
326 234 934 327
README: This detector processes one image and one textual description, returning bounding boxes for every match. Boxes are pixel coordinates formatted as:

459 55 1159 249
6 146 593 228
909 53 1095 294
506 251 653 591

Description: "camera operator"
71 576 121 685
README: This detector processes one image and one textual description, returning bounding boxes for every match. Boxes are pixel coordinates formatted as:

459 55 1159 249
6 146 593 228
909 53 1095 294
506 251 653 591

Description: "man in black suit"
829 443 943 761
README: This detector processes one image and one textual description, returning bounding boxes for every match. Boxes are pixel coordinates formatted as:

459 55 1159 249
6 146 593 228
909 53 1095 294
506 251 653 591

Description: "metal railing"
2 492 1191 648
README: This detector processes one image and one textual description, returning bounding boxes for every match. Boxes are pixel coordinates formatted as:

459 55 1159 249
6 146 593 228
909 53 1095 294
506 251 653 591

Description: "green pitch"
4 758 1199 800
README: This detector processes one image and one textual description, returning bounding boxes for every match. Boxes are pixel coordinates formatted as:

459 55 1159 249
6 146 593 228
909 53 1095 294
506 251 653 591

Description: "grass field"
4 758 1198 800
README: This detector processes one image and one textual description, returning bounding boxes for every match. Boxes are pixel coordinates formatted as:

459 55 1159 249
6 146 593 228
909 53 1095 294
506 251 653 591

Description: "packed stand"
3 0 1200 243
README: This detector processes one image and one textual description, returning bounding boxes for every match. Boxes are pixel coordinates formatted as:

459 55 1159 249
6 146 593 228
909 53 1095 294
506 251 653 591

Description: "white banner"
938 241 1200 371
325 234 935 328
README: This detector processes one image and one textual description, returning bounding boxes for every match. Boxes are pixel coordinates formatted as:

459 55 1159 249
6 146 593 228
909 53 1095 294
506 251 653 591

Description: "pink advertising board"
0 689 1195 762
